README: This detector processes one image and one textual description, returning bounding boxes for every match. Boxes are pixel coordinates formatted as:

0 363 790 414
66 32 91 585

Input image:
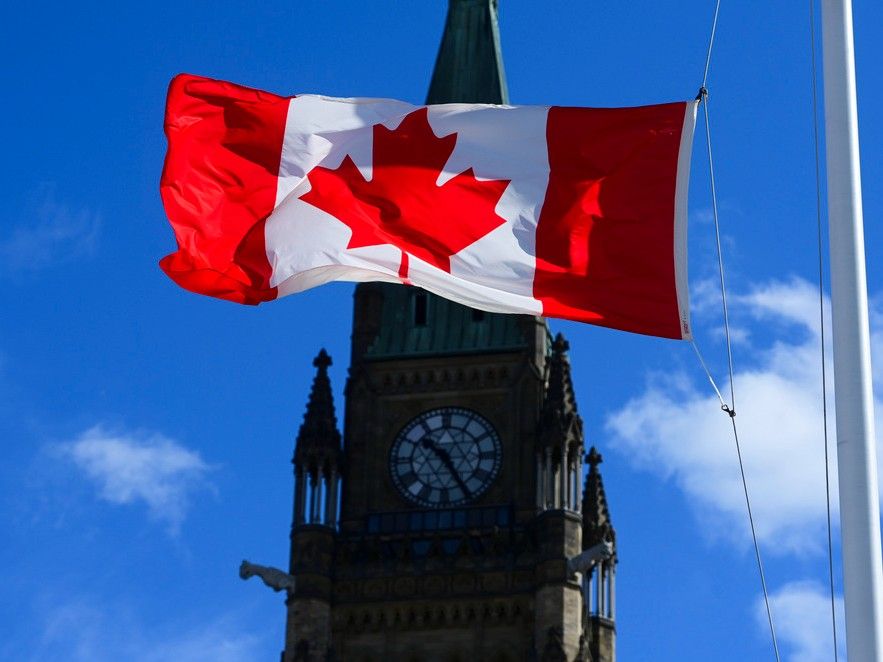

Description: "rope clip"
721 404 736 418
696 86 709 101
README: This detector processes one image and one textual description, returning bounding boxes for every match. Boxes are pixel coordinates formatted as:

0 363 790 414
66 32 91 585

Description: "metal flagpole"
821 0 883 659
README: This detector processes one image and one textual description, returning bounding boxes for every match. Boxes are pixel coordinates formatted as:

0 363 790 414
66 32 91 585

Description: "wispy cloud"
23 596 264 662
56 425 214 534
605 276 882 554
757 581 844 662
691 207 715 226
0 187 100 273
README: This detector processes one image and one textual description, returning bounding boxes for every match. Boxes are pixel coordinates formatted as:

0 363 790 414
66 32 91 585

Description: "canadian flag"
160 74 697 339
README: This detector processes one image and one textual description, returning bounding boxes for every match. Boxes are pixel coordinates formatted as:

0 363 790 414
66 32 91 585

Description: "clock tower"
282 2 617 660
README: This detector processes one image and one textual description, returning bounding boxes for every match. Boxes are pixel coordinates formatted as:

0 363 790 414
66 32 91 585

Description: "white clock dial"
389 407 502 508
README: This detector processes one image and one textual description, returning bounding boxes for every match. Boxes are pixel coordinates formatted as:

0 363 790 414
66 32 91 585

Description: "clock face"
389 407 502 508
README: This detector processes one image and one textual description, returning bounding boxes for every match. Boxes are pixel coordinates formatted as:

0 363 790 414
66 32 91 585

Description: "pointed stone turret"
582 447 615 550
535 333 584 512
582 447 616 662
539 333 583 449
426 0 509 105
292 349 342 528
294 349 341 467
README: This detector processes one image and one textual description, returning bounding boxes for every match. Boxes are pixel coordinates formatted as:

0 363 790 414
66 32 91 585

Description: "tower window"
413 292 428 326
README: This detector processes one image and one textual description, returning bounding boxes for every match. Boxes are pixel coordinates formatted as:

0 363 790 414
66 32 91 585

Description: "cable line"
701 0 722 89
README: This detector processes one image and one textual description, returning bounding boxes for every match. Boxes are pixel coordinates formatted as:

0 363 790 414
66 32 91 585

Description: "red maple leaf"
300 108 510 278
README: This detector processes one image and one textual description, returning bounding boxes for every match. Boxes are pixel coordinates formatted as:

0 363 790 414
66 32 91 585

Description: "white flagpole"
821 0 883 659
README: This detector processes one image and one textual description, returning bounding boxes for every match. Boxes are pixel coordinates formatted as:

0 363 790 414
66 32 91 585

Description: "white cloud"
0 187 100 273
606 277 882 554
25 597 263 662
757 581 844 662
691 207 715 226
58 425 214 534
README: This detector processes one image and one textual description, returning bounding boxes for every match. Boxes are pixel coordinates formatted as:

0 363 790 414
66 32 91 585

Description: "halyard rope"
691 340 727 409
699 91 736 415
697 2 781 659
701 0 722 90
808 0 840 657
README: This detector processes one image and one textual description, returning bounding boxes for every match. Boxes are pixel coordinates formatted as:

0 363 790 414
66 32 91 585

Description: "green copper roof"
354 0 540 360
363 284 529 358
426 0 509 105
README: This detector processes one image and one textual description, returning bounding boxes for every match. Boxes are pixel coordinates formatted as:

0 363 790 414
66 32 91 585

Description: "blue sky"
2 1 882 660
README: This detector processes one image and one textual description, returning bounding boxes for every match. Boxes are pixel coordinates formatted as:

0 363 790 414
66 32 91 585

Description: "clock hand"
421 437 472 498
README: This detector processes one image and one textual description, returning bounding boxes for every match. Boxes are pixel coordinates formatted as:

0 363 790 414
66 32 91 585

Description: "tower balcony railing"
363 503 513 536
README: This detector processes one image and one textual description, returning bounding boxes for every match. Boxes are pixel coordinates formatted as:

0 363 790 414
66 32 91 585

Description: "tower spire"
351 0 535 364
536 333 584 511
582 447 617 662
540 333 582 446
292 349 341 528
583 447 615 550
294 349 340 461
426 0 509 105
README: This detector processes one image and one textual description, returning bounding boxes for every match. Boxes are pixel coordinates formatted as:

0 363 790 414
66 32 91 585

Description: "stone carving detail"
239 560 296 594
336 598 530 634
567 541 614 576
377 365 513 394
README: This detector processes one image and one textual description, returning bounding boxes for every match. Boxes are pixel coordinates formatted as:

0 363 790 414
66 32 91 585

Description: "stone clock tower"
281 2 617 660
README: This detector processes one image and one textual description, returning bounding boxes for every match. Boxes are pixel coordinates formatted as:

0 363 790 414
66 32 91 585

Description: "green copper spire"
426 0 509 105
351 0 543 361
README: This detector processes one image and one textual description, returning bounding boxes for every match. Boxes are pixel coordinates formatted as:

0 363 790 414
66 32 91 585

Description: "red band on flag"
159 74 289 304
534 103 688 339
